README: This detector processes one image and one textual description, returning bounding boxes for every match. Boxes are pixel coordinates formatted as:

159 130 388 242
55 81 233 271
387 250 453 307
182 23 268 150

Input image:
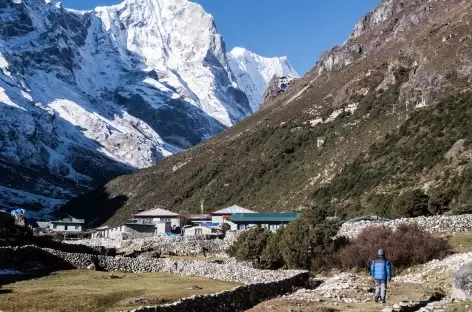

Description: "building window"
53 224 57 229
64 225 68 231
75 226 80 230
195 228 203 235
161 218 171 222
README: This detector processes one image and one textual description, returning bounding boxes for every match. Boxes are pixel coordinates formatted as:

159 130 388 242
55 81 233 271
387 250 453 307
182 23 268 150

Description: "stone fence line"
337 214 472 239
0 246 309 312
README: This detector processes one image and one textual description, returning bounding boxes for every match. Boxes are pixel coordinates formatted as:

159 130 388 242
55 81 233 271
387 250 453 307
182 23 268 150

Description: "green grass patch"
445 232 472 253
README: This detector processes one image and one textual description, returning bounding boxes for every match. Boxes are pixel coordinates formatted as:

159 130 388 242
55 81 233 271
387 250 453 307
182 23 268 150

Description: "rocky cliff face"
227 47 299 112
0 0 295 215
262 75 297 107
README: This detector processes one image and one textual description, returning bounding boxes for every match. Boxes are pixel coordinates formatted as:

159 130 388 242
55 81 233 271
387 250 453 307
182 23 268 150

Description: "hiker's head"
378 249 385 257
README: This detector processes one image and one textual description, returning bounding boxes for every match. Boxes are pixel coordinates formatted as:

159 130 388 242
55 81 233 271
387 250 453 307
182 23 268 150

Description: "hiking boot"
374 296 379 303
381 299 386 304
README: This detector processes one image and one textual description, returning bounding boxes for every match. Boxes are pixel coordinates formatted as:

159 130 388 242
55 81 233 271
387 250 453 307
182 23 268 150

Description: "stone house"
133 207 181 228
91 221 170 239
211 205 256 231
230 213 301 232
49 215 85 232
188 214 212 225
183 225 215 236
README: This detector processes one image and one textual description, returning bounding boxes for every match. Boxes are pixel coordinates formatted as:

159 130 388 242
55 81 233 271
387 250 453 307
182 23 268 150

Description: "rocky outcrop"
452 261 472 300
312 0 457 78
227 48 299 111
262 75 297 106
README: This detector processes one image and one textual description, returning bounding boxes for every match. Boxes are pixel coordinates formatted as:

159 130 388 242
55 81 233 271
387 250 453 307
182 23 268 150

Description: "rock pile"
395 252 472 285
452 261 472 300
381 296 450 312
285 273 374 304
337 214 472 239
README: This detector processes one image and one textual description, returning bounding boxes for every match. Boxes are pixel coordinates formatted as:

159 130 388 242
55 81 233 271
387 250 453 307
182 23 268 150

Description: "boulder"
452 261 472 299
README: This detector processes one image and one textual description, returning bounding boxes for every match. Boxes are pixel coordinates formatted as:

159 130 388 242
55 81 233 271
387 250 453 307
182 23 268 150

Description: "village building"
49 215 85 232
211 205 256 231
182 224 221 237
188 214 212 225
91 220 171 239
230 212 301 232
133 207 180 228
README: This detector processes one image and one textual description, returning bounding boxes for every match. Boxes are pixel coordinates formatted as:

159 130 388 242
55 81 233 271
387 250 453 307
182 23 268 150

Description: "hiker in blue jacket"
370 249 392 304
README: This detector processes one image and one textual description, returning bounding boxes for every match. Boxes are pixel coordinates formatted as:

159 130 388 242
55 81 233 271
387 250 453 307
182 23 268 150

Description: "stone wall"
0 245 309 312
44 248 304 284
0 246 74 272
337 214 472 239
127 272 308 312
66 233 238 257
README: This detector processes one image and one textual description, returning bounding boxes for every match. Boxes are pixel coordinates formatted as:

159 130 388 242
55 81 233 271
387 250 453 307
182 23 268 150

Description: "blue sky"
60 0 379 74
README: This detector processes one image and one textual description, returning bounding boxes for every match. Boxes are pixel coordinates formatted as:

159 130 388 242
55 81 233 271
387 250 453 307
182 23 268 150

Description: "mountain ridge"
0 0 296 216
227 47 299 112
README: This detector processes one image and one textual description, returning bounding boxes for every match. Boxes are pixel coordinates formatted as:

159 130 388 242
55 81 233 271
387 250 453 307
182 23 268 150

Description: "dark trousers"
375 280 387 300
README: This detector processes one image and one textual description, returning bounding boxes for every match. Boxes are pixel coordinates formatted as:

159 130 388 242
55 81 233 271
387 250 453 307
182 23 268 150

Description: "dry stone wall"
0 246 74 272
337 214 472 239
0 246 308 312
127 273 308 312
44 248 304 284
66 234 237 257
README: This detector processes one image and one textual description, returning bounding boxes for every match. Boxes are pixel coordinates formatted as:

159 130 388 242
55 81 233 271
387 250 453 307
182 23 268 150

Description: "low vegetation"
313 91 472 219
0 270 239 312
230 218 451 273
229 208 345 272
339 224 451 272
445 232 472 253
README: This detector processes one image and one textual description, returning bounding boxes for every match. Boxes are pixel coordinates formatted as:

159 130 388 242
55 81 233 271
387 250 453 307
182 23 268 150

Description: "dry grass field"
0 270 240 312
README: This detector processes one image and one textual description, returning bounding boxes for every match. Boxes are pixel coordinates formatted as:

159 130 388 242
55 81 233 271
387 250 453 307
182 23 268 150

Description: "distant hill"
60 0 472 227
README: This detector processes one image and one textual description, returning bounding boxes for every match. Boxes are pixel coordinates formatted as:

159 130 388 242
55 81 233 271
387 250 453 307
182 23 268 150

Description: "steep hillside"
0 0 295 215
60 0 472 226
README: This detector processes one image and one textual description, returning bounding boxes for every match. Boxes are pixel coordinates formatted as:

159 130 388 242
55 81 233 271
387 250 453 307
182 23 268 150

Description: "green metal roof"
230 213 300 223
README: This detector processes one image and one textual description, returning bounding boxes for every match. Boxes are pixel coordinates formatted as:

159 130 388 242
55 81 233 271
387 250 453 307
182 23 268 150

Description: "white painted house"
91 221 170 239
133 207 181 228
211 205 256 231
49 215 85 232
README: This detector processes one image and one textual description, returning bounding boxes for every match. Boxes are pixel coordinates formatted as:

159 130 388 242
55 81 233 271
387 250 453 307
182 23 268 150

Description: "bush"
392 189 430 218
278 208 343 271
339 224 451 271
228 207 344 271
260 227 285 269
228 226 270 265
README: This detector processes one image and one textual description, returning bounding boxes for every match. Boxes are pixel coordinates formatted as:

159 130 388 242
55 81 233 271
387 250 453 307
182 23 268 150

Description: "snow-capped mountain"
227 47 299 112
0 0 295 215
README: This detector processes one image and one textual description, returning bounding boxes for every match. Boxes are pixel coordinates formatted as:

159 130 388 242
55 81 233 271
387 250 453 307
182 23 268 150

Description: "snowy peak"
227 47 299 112
0 0 253 214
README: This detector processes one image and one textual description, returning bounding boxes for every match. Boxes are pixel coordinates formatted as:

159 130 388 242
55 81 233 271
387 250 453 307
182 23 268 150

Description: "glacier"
227 47 299 112
0 0 297 214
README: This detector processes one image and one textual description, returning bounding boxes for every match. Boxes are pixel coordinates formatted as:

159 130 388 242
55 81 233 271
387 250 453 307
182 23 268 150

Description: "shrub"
339 224 451 271
228 226 270 264
278 208 343 271
392 189 431 218
228 207 344 271
260 227 285 269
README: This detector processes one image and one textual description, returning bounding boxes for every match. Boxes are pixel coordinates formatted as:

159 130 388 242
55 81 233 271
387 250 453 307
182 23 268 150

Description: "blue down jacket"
370 256 392 281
